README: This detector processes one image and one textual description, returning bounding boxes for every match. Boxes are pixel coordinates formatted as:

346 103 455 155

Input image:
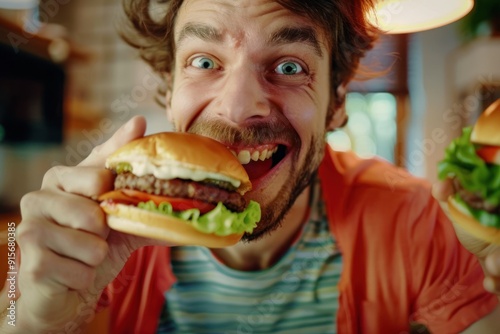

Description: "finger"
79 116 147 168
20 190 108 238
484 249 500 276
45 224 109 267
16 249 95 328
19 247 97 294
41 165 114 199
483 276 500 295
432 178 454 202
17 224 98 292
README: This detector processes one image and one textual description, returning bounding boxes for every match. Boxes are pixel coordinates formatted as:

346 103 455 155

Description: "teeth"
238 150 251 164
259 149 268 161
251 151 260 161
231 146 280 165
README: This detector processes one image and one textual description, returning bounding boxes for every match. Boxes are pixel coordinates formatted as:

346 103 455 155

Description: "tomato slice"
476 146 500 165
98 189 216 214
98 190 142 205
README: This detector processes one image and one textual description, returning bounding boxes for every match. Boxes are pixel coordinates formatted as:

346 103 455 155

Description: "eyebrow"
177 23 222 48
176 23 323 57
267 26 323 57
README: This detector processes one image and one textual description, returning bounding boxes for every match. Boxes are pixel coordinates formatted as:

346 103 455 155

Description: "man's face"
168 0 332 241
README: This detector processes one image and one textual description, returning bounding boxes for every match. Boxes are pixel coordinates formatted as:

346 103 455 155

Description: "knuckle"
72 204 105 232
16 220 43 247
41 165 67 188
23 254 49 283
20 191 37 214
90 240 109 265
29 266 47 283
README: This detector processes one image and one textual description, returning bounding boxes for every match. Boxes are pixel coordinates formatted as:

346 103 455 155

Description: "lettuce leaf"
137 200 261 236
453 195 500 228
438 127 500 228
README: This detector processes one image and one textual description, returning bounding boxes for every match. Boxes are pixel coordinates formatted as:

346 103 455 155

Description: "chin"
241 141 325 243
186 117 326 243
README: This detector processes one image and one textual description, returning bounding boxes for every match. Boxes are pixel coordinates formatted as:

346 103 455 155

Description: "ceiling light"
367 0 474 34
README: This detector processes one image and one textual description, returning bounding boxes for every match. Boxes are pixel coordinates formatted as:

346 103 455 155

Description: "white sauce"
125 158 241 188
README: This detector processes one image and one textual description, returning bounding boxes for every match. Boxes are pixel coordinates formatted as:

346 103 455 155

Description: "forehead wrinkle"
177 22 223 48
267 26 324 58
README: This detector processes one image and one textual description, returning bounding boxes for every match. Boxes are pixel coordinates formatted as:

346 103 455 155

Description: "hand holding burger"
436 98 500 294
98 132 261 248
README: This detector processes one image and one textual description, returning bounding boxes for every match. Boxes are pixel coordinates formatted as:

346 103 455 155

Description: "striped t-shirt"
157 191 342 333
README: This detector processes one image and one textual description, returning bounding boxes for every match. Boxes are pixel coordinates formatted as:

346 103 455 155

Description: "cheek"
281 93 327 142
170 81 211 131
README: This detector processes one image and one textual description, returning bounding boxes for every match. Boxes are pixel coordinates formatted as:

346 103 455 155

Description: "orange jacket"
101 148 497 333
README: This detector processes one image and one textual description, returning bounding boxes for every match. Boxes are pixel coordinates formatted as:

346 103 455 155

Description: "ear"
326 84 348 132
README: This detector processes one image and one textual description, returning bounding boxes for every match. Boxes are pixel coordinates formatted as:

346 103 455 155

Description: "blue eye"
191 56 217 69
275 61 303 75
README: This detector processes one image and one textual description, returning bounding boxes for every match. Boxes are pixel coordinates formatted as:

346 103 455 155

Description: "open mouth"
229 144 288 180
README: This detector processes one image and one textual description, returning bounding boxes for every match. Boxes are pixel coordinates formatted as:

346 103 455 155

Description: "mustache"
188 119 301 147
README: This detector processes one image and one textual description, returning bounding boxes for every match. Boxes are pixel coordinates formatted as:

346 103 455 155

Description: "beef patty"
115 173 246 212
453 178 500 214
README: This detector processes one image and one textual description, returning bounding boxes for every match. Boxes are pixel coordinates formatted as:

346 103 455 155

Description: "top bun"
107 132 251 194
471 99 500 146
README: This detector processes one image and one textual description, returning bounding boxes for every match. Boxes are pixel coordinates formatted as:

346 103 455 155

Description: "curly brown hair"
120 0 379 122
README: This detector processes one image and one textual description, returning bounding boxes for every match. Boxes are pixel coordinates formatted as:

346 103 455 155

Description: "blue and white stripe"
157 203 342 334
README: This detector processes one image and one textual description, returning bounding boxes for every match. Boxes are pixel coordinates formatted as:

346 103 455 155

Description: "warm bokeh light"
368 0 474 34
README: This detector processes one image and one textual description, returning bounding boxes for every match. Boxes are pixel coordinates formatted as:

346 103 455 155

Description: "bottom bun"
102 202 243 248
448 197 500 245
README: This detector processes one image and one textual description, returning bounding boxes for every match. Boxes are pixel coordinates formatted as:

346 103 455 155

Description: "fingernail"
483 277 496 292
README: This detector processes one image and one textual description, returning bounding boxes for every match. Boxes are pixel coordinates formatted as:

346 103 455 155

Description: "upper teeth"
230 147 279 165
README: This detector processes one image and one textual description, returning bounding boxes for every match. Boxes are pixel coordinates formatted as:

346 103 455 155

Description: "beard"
241 135 325 242
186 117 327 243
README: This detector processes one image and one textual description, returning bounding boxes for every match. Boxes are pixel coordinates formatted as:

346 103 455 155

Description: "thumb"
432 178 454 202
78 116 147 167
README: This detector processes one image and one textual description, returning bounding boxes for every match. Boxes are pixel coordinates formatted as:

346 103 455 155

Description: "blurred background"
0 0 500 215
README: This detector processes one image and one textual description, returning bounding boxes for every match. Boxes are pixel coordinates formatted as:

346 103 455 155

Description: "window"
327 34 409 166
327 92 398 163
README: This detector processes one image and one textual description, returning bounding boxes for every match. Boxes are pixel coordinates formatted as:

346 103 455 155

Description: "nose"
214 65 271 124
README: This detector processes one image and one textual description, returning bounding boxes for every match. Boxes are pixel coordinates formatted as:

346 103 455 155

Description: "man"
2 0 500 333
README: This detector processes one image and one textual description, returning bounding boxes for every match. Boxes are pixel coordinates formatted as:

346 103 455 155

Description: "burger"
438 99 500 244
98 132 261 248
